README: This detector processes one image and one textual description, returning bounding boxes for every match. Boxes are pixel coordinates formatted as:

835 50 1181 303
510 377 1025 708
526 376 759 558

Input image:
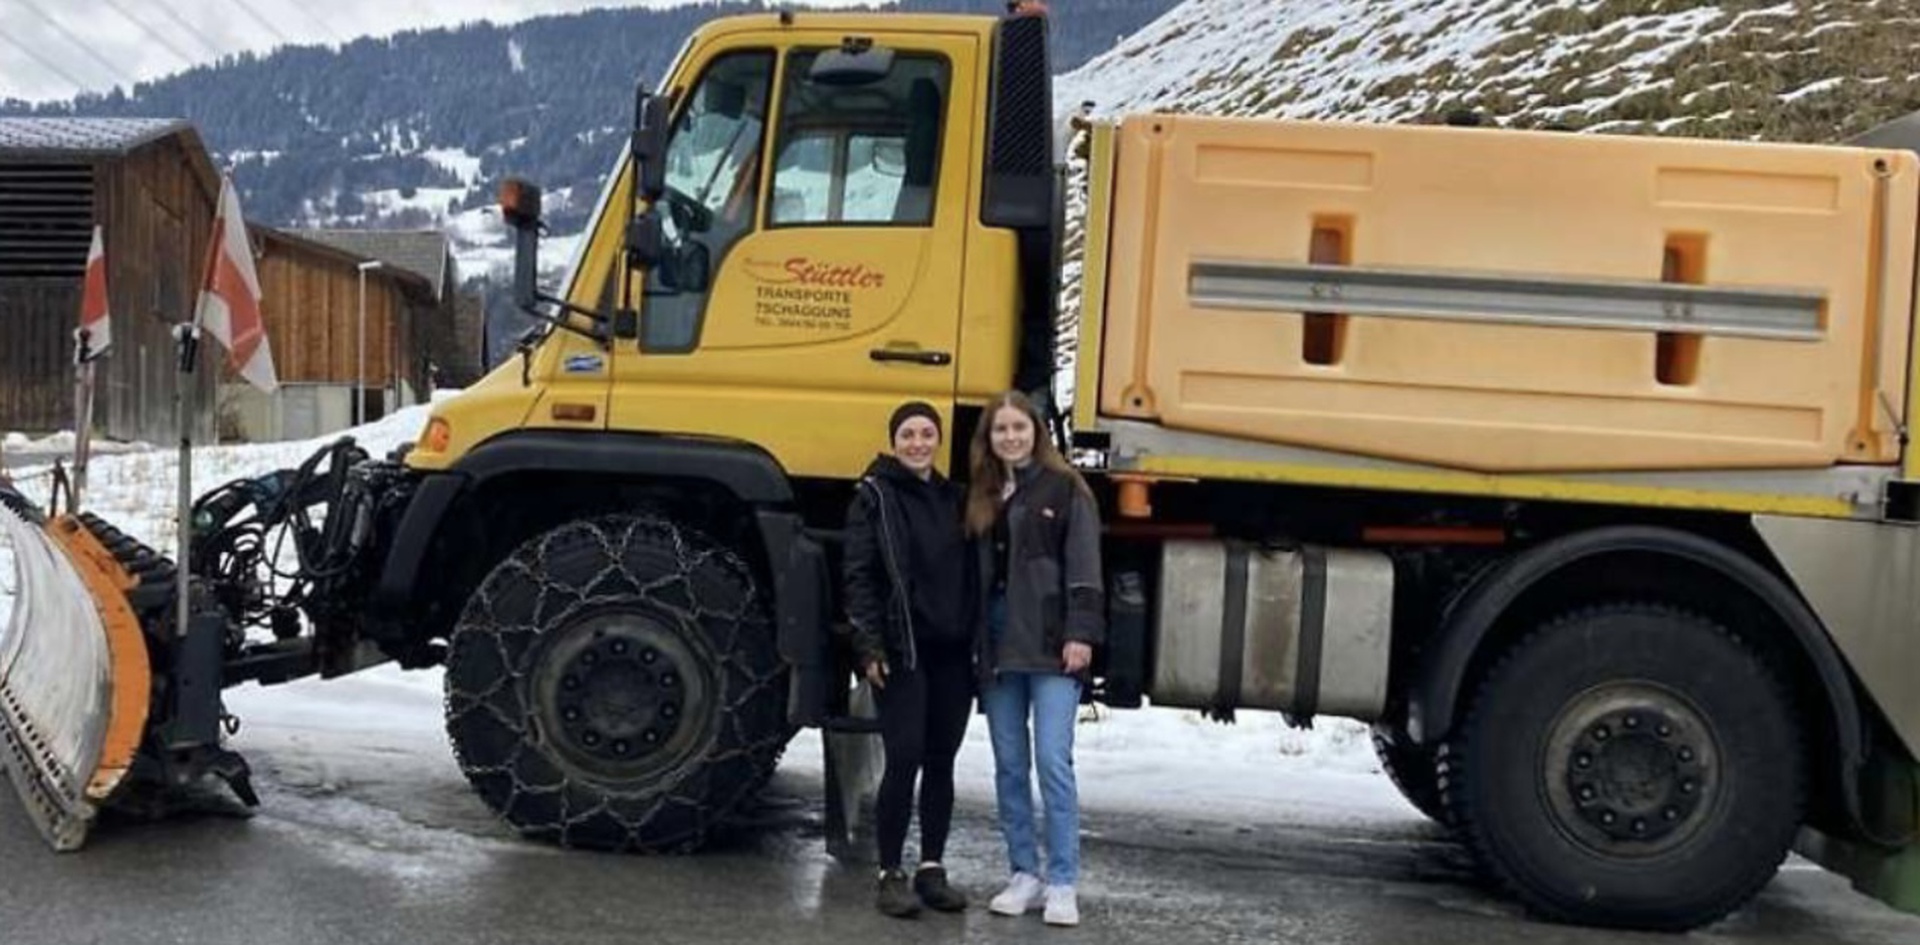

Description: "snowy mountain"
1061 0 1920 143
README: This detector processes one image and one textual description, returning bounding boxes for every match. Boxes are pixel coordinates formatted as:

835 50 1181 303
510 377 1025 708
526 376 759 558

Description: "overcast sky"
0 1 871 102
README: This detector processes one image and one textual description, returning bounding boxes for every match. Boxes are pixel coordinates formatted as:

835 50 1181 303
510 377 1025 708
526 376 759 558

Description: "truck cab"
408 11 1050 481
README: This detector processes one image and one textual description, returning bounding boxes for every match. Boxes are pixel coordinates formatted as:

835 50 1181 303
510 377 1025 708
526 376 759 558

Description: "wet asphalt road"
3 736 1918 945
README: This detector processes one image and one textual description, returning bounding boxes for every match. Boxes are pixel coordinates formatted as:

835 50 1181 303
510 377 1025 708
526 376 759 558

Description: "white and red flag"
195 175 277 393
77 224 111 358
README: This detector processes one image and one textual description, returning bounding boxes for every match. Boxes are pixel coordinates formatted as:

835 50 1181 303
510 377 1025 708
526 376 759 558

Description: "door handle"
869 348 952 366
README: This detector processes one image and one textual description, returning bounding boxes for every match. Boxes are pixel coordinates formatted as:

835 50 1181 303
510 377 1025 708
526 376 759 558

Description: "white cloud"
0 0 880 102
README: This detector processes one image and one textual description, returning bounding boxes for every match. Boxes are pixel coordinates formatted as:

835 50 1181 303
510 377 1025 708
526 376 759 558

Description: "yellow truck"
3 6 1918 933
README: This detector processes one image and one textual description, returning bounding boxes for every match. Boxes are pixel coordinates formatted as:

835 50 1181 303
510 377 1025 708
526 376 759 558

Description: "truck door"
608 32 978 479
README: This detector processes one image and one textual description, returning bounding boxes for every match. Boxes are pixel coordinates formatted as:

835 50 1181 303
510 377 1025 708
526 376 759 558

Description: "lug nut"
662 673 678 688
1656 724 1672 738
642 649 658 664
582 652 599 666
1600 811 1617 825
1681 780 1696 795
1624 716 1640 730
583 731 602 747
563 675 581 691
611 640 629 656
1578 784 1597 801
1593 726 1611 742
1575 752 1593 770
1663 807 1679 822
1678 747 1695 763
562 707 581 722
644 729 660 744
661 704 678 720
613 740 630 755
1632 819 1647 834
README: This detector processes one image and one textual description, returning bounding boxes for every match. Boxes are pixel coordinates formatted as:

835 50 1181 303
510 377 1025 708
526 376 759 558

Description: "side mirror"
633 90 671 202
626 209 666 270
810 42 895 86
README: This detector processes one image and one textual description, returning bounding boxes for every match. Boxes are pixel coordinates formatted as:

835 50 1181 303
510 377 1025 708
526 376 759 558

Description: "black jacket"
842 455 969 672
974 463 1105 683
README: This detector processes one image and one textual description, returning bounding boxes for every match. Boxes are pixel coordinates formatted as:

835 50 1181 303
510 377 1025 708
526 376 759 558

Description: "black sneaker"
914 865 968 913
877 869 922 918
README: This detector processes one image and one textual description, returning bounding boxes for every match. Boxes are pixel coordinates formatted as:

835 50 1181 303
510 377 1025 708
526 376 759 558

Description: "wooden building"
0 118 220 443
285 229 483 390
220 227 435 441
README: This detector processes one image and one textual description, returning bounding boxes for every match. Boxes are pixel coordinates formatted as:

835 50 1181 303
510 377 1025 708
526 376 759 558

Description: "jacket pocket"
1019 507 1064 559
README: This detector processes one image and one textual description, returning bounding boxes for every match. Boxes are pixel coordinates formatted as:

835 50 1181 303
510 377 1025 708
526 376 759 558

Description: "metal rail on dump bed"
1188 261 1827 341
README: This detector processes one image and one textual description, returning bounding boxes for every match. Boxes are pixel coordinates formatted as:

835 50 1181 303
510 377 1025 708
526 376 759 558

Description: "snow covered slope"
1061 0 1920 142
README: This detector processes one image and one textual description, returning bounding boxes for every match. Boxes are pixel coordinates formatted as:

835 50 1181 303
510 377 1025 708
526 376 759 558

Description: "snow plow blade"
0 484 152 851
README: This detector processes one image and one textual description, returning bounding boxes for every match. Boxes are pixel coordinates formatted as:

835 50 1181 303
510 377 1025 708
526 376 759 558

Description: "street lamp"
355 259 384 427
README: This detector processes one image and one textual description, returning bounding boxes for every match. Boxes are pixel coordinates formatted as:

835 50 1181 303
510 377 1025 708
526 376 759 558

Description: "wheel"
1372 724 1451 826
444 514 792 851
1440 603 1804 931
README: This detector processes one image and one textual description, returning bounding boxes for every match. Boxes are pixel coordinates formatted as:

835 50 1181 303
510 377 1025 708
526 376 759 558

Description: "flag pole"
71 329 94 513
173 322 198 642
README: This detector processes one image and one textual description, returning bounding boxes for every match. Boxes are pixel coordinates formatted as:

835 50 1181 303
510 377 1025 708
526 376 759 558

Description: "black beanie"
888 401 942 440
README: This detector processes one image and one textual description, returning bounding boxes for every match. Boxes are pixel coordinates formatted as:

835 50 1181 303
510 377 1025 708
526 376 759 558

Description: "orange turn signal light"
551 402 597 423
421 417 451 453
500 178 543 227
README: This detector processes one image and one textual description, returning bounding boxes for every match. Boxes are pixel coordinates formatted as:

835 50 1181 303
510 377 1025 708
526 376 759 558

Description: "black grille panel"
982 13 1053 229
0 163 93 278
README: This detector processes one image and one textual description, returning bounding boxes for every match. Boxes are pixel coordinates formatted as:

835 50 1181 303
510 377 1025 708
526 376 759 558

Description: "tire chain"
445 514 791 852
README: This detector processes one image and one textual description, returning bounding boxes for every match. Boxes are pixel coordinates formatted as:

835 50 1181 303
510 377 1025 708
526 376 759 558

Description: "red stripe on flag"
208 222 265 372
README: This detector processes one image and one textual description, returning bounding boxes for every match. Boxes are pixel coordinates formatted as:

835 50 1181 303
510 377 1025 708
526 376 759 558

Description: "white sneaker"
989 872 1047 916
1043 885 1080 927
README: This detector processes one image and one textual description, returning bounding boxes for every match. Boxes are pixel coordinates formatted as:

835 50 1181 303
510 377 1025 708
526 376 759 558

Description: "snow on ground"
2 430 152 458
5 400 441 563
2 389 1412 830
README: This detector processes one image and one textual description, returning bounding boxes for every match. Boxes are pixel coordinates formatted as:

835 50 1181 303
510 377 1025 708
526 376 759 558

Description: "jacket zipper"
863 477 919 672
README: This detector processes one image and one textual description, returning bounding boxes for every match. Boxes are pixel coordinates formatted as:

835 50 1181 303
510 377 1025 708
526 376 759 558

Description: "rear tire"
444 514 791 852
1372 724 1451 826
1440 603 1804 931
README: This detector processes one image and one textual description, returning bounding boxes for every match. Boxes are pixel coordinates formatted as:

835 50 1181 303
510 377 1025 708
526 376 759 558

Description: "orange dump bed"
1094 115 1919 473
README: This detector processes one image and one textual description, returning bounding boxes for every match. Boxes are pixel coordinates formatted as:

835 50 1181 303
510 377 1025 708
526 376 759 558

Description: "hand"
864 659 889 690
1062 642 1092 674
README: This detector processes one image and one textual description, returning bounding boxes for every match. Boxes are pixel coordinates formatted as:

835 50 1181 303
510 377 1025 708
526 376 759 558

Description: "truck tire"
1371 724 1451 826
444 514 791 852
1440 603 1804 931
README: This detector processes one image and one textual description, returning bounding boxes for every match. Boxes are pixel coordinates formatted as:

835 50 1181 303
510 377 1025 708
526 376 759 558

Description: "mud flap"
0 488 151 851
1795 754 1920 917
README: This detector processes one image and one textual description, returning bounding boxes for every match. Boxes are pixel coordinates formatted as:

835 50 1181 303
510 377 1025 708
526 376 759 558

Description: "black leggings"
872 645 973 871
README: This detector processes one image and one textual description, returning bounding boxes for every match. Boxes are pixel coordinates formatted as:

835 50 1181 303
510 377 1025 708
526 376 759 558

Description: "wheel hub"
531 610 711 780
1545 685 1721 855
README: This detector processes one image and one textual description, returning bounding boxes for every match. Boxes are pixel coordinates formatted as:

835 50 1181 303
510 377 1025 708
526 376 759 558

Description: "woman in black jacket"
842 401 973 919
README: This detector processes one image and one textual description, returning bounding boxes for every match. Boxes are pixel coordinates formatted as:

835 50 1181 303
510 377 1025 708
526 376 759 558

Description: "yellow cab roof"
688 11 1002 44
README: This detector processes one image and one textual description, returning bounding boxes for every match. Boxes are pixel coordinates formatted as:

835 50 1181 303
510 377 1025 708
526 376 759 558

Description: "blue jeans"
982 670 1082 886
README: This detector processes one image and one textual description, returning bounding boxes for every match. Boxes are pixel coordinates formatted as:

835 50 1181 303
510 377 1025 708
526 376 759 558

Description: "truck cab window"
769 52 949 227
643 50 774 352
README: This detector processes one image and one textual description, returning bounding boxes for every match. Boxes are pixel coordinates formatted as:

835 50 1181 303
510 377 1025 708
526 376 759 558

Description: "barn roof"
253 225 439 300
285 229 453 300
0 117 193 155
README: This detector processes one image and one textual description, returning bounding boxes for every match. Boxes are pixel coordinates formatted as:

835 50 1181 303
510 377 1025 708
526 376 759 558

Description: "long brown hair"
965 390 1084 536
